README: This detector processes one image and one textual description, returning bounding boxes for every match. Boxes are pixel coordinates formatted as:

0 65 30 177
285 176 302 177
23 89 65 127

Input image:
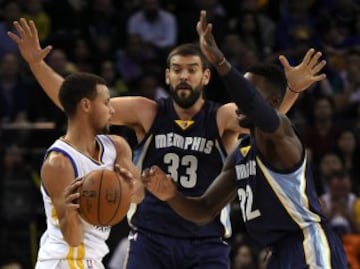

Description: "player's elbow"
193 201 217 225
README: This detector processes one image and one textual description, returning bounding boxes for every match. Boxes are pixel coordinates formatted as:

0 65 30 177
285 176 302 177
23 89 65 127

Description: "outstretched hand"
7 18 52 65
141 166 177 201
196 10 224 65
279 48 327 93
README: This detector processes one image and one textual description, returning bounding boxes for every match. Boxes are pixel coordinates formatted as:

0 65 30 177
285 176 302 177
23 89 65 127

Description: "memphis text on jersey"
155 132 214 154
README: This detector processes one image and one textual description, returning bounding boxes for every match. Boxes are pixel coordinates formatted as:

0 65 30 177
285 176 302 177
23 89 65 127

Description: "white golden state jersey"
37 135 117 264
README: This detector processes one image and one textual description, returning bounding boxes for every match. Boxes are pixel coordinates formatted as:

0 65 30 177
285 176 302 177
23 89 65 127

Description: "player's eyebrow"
171 63 200 68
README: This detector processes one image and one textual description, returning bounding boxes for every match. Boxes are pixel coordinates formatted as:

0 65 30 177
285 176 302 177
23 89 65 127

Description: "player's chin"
239 118 254 129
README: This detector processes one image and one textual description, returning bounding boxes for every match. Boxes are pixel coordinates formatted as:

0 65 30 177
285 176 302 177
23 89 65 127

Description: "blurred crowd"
1 0 360 268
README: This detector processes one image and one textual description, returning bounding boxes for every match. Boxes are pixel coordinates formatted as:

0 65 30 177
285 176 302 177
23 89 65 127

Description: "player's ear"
165 68 170 85
80 98 91 112
202 68 211 85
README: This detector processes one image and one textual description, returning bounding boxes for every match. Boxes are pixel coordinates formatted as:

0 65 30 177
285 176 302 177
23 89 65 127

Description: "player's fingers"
7 31 21 44
41 45 53 59
312 59 326 74
311 73 327 82
13 21 25 37
141 168 151 181
278 55 290 69
200 10 207 31
302 48 315 65
308 51 322 69
29 20 38 39
65 193 80 204
20 18 32 37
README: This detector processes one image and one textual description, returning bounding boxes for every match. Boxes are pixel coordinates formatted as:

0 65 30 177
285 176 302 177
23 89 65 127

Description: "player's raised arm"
197 10 304 169
8 18 64 110
196 10 326 115
142 155 238 225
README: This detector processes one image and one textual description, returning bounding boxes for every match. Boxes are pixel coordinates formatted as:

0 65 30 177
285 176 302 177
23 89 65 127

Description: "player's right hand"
115 164 145 204
196 10 224 65
7 18 52 65
141 166 177 201
64 179 83 210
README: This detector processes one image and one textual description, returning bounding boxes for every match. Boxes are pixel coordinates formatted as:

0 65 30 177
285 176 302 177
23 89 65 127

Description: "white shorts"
35 259 105 269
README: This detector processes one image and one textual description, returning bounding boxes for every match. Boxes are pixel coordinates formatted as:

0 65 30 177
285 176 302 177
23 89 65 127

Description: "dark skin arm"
197 10 303 170
142 150 238 225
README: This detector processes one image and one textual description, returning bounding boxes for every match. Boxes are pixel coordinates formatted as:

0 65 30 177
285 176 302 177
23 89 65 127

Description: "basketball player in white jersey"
35 73 143 269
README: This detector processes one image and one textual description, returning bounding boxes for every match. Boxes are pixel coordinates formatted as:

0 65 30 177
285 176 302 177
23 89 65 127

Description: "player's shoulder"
107 135 131 151
42 151 74 176
217 102 237 117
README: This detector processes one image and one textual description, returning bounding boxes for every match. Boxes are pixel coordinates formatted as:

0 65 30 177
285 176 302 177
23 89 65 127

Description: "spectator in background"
334 48 360 109
135 72 168 100
0 1 22 58
228 11 266 59
46 48 75 77
176 0 227 44
316 150 344 195
230 242 258 269
99 59 128 97
127 0 177 58
334 128 360 192
86 0 123 63
69 36 96 73
320 170 360 234
115 34 145 87
302 95 341 164
23 0 51 42
320 170 360 269
0 52 30 123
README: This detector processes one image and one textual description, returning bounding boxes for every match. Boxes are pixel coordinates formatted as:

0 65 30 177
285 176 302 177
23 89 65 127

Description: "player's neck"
63 124 98 154
173 98 205 120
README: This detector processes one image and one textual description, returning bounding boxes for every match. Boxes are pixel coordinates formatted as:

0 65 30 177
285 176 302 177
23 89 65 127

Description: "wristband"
288 86 301 94
216 57 226 67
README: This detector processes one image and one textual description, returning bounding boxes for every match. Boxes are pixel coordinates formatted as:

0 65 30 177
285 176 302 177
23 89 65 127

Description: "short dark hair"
167 43 209 70
59 73 107 117
247 63 287 102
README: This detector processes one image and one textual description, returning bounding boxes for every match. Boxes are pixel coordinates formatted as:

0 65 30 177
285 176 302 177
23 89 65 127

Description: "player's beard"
170 82 202 109
239 117 254 129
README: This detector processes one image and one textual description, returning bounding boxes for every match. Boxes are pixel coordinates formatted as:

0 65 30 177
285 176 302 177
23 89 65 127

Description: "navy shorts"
124 230 230 269
267 226 348 269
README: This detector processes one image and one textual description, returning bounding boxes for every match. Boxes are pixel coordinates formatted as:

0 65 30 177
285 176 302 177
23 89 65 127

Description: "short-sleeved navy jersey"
129 98 231 238
233 135 338 267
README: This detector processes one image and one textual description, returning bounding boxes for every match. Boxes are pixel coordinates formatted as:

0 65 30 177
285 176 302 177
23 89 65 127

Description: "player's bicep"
111 135 141 179
41 153 75 219
257 114 303 169
110 97 157 130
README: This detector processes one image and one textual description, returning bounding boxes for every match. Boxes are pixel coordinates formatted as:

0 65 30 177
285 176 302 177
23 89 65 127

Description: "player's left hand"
115 164 145 204
141 166 177 201
196 10 224 65
279 48 327 93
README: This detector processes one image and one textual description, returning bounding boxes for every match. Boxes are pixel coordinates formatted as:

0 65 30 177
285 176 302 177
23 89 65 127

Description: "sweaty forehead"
170 55 202 67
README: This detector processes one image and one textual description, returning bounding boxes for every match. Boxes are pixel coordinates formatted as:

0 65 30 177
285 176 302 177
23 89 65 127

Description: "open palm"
279 48 327 93
7 18 52 65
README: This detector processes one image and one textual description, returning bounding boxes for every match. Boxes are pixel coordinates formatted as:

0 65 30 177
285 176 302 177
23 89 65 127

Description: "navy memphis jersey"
129 98 231 238
233 135 331 252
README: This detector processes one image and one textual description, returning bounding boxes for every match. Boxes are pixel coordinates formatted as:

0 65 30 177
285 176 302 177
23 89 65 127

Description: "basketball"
78 169 131 226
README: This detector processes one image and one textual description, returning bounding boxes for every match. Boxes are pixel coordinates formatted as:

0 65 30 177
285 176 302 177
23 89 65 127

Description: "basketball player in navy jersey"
141 11 348 269
9 17 327 269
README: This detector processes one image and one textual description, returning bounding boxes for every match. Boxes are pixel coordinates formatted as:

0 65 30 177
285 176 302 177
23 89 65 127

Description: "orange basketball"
78 169 131 226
